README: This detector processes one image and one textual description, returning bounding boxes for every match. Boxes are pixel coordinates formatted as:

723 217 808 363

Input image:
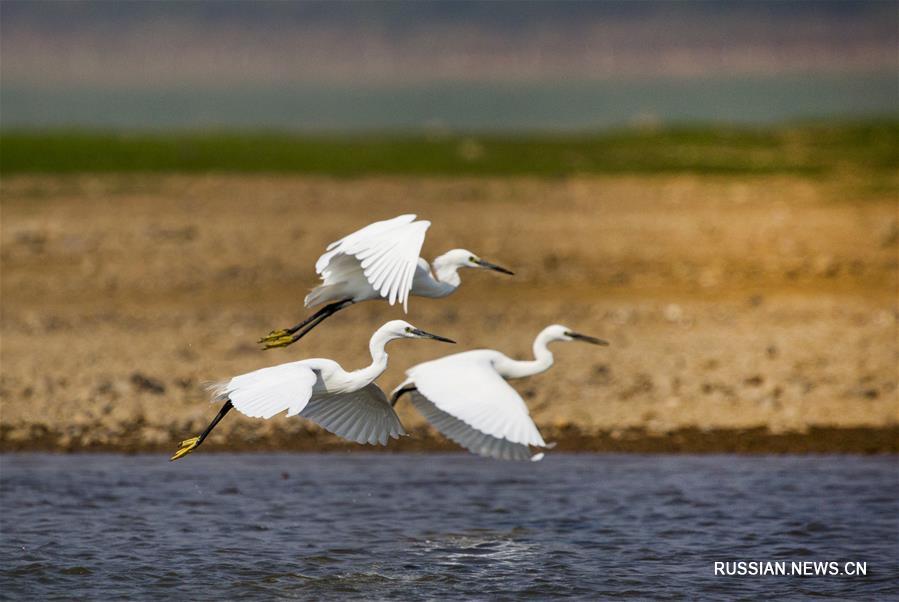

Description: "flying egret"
171 320 454 461
258 214 512 349
391 325 608 461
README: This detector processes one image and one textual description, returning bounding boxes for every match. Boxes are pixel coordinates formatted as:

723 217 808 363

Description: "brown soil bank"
1 175 896 453
3 425 897 455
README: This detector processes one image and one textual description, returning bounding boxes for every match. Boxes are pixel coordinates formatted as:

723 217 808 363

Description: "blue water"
3 75 896 131
1 454 896 600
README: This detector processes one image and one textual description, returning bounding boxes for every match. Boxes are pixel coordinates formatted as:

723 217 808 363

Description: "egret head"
545 324 609 346
380 320 456 344
443 248 514 275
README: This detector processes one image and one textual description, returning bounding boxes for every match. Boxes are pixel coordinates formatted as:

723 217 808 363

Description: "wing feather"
313 215 429 311
219 362 317 419
405 352 547 459
409 391 536 461
316 214 415 271
371 254 401 292
300 383 406 445
398 260 418 311
382 257 407 303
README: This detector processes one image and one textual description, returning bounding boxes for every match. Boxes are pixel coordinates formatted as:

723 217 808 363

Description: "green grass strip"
1 121 896 176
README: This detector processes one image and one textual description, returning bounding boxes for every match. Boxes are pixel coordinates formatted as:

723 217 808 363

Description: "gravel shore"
2 175 896 453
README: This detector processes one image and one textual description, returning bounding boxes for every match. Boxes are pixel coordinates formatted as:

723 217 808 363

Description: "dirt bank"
1 175 896 453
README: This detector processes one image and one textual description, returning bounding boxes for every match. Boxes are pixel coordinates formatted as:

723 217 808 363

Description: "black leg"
170 400 234 461
259 299 354 348
390 385 417 407
196 400 234 447
282 299 353 346
257 304 332 344
279 310 334 345
282 303 336 336
261 299 354 349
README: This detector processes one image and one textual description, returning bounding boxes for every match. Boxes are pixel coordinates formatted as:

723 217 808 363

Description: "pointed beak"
566 331 609 346
411 328 456 344
473 258 514 275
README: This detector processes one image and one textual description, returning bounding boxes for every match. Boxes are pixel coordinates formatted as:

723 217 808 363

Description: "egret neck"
411 253 463 298
346 326 395 387
496 328 557 379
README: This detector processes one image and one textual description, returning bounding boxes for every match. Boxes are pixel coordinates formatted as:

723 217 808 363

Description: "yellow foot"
258 328 291 345
258 329 289 343
170 436 200 461
259 333 296 349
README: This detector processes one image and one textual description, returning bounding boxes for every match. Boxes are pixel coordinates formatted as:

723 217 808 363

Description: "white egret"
171 320 454 461
259 214 512 349
391 325 608 461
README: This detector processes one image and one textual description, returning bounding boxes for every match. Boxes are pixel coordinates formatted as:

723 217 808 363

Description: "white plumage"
211 363 317 419
409 352 546 449
210 361 403 444
259 214 513 349
312 214 430 311
393 324 608 462
301 384 403 446
171 320 456 460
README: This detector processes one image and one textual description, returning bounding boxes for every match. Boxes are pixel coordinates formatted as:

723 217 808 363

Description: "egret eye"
405 327 412 333
469 256 476 262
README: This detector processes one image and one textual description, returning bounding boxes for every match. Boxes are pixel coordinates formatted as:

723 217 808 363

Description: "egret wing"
212 362 317 419
407 354 547 460
300 383 406 445
314 214 430 311
409 391 537 461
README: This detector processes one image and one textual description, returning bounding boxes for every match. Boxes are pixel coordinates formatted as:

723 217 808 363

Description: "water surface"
3 75 895 130
1 454 896 600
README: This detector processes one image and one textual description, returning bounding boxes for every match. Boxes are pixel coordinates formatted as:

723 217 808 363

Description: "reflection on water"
1 453 896 599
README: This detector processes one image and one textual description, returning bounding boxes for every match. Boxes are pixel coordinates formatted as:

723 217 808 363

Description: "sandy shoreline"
3 425 898 455
2 175 896 453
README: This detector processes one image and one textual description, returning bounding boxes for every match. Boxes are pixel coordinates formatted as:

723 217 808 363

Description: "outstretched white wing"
314 214 430 311
405 353 547 461
212 362 317 419
301 384 406 445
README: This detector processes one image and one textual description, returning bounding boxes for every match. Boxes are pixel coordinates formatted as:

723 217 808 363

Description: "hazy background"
1 8 897 602
1 1 896 453
2 0 896 130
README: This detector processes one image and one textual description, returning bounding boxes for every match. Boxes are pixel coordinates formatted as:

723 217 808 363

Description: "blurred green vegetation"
1 121 896 176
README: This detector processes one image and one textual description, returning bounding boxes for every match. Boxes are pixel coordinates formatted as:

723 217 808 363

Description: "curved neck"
431 253 463 288
350 329 392 385
413 254 459 298
499 330 556 379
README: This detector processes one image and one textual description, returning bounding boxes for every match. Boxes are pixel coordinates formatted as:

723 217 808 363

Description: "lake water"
3 75 896 130
1 454 896 600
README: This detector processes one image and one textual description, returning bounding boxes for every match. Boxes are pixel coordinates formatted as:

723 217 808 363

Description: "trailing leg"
170 400 234 461
390 385 418 407
258 303 334 343
258 299 354 349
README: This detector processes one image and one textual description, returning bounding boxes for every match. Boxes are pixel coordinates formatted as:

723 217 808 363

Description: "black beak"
474 258 514 275
566 331 609 346
411 328 456 344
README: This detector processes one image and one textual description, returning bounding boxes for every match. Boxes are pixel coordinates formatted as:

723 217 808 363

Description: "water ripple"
0 453 896 599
